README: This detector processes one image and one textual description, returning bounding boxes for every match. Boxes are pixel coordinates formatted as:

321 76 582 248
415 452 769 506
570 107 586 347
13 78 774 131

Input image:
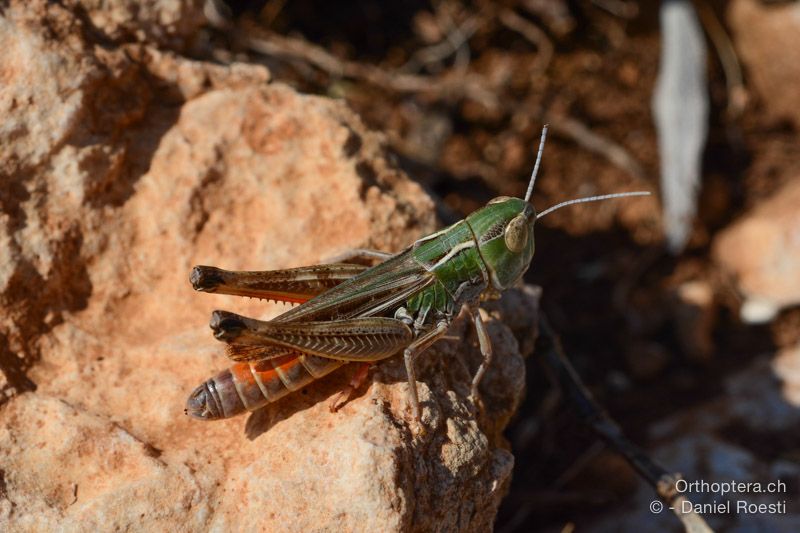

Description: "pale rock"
0 394 210 531
0 1 536 531
740 298 780 326
729 0 800 128
773 343 800 408
713 178 800 323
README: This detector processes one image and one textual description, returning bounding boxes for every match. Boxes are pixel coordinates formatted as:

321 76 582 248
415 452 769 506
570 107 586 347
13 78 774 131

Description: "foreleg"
469 307 493 411
403 320 450 423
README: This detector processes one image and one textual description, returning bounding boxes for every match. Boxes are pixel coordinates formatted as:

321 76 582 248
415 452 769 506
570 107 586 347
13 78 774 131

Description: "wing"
201 250 434 362
274 250 436 323
224 344 294 362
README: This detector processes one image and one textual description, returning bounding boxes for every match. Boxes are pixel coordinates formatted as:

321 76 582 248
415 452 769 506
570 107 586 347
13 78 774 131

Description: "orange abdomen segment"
186 354 345 420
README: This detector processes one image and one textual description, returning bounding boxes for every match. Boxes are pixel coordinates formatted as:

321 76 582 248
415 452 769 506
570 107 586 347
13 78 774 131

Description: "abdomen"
186 354 345 420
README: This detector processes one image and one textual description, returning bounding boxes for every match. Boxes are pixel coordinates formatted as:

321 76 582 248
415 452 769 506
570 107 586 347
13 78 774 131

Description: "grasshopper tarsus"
328 395 345 413
469 393 486 420
328 362 372 413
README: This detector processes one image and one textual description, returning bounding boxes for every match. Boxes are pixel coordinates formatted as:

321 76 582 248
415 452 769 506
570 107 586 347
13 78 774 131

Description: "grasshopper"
185 127 649 423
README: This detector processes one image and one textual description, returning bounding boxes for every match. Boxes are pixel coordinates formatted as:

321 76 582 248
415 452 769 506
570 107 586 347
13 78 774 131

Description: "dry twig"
546 115 648 181
498 9 554 74
591 0 639 19
694 0 747 118
240 19 500 109
401 10 484 73
538 315 714 533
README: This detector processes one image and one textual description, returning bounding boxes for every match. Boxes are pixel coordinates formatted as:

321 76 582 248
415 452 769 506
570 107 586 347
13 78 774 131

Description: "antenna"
537 191 651 219
524 125 549 202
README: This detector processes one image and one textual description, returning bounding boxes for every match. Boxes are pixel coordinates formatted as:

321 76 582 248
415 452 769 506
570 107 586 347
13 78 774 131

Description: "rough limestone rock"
712 177 800 323
0 1 537 531
67 0 207 49
729 0 800 128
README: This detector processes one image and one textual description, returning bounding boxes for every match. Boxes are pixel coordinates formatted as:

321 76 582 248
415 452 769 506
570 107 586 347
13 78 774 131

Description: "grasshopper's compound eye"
504 215 529 253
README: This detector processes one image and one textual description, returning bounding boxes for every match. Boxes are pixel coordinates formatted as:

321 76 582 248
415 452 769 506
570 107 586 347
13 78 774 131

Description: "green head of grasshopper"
467 125 649 291
467 196 537 290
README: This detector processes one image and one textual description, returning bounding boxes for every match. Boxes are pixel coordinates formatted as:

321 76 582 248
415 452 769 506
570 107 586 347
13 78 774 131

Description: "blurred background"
201 0 800 530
